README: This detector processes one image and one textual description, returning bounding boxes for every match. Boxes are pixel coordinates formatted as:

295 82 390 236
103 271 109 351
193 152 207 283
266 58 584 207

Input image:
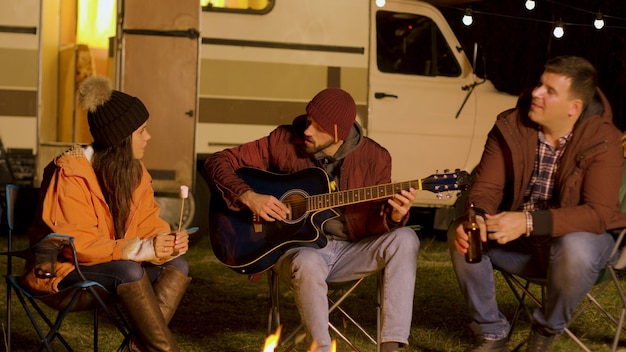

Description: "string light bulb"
553 21 564 38
462 8 474 26
525 0 536 11
375 0 386 7
594 12 605 30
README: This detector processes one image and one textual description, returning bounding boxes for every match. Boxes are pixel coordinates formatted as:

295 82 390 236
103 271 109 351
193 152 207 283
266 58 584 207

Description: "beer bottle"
464 202 481 263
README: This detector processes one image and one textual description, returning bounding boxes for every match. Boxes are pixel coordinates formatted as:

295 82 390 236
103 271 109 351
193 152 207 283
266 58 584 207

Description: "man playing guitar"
204 87 419 352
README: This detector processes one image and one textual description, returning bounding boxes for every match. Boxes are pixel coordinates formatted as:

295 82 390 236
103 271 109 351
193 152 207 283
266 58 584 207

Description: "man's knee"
552 232 613 276
278 248 326 280
390 227 419 251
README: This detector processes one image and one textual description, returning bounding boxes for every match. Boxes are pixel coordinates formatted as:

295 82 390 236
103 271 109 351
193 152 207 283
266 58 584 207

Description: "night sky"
432 0 626 131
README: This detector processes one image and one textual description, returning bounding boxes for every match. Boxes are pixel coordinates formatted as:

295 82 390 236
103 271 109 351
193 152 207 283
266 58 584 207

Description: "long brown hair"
91 136 143 238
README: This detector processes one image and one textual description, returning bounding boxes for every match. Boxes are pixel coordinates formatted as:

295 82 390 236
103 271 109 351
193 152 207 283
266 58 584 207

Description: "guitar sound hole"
282 193 307 223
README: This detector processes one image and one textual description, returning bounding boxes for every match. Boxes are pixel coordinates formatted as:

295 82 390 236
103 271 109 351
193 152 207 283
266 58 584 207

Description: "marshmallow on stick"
177 185 189 232
172 185 189 257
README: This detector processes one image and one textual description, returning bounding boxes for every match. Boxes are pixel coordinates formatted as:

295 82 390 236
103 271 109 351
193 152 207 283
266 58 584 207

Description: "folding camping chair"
496 227 626 352
3 183 131 351
267 269 384 352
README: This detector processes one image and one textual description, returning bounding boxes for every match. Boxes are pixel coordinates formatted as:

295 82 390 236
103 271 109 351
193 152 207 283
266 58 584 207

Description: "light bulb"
553 21 564 39
462 8 473 26
375 0 386 7
594 12 605 30
525 0 536 11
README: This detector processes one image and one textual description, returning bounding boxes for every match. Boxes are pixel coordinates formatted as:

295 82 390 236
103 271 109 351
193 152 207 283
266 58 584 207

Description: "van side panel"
0 0 40 151
197 0 369 153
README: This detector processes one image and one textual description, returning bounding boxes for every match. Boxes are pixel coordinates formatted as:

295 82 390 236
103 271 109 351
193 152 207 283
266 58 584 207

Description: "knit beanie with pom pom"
78 76 149 149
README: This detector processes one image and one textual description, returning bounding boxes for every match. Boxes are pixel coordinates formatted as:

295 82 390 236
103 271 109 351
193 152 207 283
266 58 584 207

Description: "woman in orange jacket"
22 76 190 352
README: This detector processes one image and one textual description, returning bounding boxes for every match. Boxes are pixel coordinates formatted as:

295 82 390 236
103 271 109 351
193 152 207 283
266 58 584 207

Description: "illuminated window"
77 0 117 49
202 0 274 14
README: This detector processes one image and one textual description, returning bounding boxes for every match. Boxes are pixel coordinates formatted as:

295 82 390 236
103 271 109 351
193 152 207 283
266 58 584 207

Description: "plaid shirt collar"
522 130 573 211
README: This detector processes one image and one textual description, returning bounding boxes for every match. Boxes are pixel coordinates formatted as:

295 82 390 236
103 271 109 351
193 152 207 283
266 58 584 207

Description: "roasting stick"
172 185 189 256
177 185 189 232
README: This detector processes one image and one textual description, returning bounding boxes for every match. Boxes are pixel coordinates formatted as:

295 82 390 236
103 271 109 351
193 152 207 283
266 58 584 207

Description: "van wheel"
155 191 196 233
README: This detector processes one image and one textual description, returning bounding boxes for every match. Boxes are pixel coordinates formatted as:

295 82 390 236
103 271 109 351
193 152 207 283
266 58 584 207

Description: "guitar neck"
308 179 422 211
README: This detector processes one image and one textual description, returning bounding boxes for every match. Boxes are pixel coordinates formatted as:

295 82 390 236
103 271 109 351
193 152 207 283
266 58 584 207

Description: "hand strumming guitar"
239 190 291 222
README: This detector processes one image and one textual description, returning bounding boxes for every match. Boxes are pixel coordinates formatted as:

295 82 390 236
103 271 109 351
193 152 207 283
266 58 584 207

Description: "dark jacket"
469 90 626 237
204 116 405 242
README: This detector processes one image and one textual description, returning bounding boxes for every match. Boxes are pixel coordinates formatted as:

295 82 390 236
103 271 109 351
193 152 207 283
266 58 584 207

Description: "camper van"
0 0 516 231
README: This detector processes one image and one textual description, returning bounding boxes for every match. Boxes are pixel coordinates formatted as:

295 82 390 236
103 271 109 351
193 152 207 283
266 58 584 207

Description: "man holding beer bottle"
448 56 626 352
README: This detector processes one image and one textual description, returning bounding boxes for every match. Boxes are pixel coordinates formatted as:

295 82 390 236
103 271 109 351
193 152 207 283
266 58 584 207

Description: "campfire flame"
263 325 281 352
263 326 336 352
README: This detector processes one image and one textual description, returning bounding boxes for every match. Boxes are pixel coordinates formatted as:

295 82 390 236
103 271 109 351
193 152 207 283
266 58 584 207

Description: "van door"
368 0 478 206
116 0 200 193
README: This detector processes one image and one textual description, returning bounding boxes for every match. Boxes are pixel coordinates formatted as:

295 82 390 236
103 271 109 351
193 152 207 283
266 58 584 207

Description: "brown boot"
152 266 191 324
117 271 179 352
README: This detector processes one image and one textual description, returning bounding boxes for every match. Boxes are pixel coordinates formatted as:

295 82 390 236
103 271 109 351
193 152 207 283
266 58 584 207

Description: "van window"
376 10 460 77
201 0 274 14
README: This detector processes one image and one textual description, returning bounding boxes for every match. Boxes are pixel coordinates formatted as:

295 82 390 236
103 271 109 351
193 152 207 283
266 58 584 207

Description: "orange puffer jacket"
21 146 170 294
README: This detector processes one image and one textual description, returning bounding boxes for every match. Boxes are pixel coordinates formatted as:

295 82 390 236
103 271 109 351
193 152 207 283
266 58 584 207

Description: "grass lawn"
2 228 626 351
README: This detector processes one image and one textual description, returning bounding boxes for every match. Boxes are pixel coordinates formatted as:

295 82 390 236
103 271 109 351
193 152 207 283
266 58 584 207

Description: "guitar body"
209 167 333 274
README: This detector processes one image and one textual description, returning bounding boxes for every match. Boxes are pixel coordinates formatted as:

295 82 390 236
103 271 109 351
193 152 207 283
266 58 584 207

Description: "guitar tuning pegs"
444 168 450 174
437 193 443 200
445 191 452 199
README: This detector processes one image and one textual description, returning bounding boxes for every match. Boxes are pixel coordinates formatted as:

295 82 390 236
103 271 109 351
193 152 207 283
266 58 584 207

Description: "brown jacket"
469 90 626 236
204 119 405 242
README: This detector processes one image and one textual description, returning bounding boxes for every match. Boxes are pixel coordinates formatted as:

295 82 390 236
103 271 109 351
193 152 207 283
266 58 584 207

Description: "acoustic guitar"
209 167 469 274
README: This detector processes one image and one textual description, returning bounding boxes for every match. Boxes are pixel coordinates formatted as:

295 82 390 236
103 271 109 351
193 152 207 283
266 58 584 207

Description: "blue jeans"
58 256 189 292
274 226 419 352
447 221 614 339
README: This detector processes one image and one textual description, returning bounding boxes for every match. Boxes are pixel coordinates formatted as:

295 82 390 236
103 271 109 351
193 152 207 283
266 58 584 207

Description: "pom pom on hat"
306 88 356 142
79 76 149 149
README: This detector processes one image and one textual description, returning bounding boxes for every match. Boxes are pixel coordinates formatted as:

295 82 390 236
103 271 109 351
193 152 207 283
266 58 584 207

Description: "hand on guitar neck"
387 187 417 223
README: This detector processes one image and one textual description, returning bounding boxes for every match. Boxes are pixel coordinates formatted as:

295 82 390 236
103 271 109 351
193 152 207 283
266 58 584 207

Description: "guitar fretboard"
308 180 423 211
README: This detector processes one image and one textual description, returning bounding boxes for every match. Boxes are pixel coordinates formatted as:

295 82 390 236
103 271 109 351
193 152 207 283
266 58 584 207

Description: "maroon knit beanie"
306 88 356 142
78 76 149 149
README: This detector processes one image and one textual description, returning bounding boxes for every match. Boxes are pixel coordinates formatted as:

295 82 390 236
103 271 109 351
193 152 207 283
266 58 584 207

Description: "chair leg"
498 271 541 352
93 307 98 350
6 279 12 352
272 273 382 352
11 287 74 352
43 289 84 351
86 285 131 349
499 267 626 352
564 267 626 352
268 270 281 336
377 270 383 352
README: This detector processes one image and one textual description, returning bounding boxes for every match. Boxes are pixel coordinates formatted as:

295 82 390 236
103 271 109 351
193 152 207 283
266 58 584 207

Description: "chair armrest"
43 233 74 246
45 233 91 281
37 233 91 281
